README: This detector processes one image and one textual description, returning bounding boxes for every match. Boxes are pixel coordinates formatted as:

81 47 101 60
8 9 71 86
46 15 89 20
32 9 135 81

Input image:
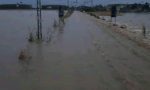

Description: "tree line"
78 2 150 12
0 2 149 12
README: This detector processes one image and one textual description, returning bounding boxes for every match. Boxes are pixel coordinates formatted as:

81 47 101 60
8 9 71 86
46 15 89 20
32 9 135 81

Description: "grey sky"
0 0 149 5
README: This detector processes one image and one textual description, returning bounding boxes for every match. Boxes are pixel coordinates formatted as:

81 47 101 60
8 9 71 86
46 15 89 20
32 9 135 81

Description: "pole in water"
142 25 146 38
115 17 116 24
36 0 42 40
111 5 117 24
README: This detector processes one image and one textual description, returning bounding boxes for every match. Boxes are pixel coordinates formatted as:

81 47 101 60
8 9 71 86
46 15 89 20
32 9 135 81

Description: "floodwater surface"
0 10 150 90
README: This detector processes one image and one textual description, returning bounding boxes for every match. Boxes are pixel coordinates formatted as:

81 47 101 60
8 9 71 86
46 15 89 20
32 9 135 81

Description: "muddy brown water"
0 10 150 90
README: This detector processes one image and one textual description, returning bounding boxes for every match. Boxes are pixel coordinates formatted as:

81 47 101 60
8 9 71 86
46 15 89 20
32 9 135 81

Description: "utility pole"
36 0 42 40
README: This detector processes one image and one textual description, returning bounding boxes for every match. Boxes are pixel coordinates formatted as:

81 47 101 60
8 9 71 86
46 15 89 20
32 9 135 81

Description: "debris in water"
120 25 127 29
53 19 58 28
19 50 27 60
18 49 32 60
113 23 118 26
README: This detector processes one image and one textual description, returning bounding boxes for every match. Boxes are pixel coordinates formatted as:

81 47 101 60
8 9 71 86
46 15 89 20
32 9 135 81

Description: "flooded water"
117 13 150 32
0 10 61 90
0 10 59 59
0 10 150 90
0 10 95 90
101 13 150 35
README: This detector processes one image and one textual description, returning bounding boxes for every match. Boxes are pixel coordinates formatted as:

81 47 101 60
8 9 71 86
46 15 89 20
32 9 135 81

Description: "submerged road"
1 11 150 90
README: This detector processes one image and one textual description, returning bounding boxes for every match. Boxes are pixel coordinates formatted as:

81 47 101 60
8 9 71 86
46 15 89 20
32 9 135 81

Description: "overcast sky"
0 0 149 5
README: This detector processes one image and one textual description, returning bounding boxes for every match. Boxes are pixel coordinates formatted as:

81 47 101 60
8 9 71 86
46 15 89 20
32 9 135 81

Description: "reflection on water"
46 18 65 44
58 19 65 34
18 43 33 76
19 59 31 73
